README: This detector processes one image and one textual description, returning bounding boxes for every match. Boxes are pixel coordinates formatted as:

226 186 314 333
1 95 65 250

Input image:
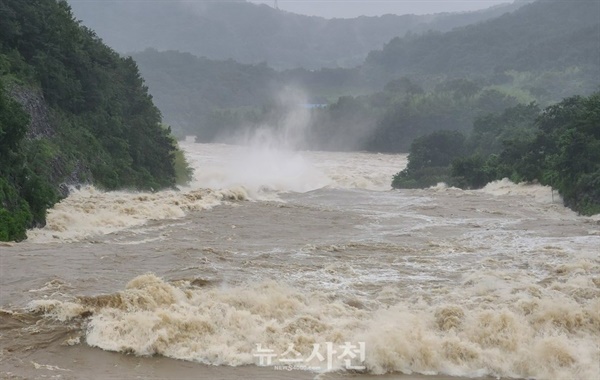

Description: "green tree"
392 130 466 188
0 79 32 241
0 0 182 240
394 93 600 215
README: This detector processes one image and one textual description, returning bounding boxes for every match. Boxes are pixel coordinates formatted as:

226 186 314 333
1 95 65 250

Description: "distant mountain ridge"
128 0 599 143
364 0 600 79
67 0 529 69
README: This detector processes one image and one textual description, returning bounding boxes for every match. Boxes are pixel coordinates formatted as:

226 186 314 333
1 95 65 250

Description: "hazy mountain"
364 0 599 81
129 0 599 143
67 0 529 69
131 49 281 139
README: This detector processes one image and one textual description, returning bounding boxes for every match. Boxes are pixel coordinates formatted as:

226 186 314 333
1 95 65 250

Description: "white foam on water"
317 151 408 191
181 142 408 195
14 143 598 380
425 179 563 207
27 142 407 243
183 143 332 196
27 185 247 243
480 178 561 204
31 362 71 372
29 273 599 379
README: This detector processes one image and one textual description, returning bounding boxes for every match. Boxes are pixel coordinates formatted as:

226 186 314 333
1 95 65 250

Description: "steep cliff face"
8 84 92 196
8 85 53 139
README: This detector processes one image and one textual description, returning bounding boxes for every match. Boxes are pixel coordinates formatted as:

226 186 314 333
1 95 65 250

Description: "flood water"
1 142 598 380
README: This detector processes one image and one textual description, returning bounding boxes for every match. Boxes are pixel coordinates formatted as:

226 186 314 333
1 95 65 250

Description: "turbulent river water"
1 142 599 380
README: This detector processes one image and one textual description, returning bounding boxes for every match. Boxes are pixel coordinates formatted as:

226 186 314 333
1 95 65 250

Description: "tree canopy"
393 93 600 216
0 0 182 240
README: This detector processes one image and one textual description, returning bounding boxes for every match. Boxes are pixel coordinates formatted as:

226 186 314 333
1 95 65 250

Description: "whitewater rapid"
1 142 598 380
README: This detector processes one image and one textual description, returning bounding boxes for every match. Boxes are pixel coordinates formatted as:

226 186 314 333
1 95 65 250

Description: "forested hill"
67 0 528 70
364 0 600 83
131 49 280 140
130 0 599 142
0 0 180 241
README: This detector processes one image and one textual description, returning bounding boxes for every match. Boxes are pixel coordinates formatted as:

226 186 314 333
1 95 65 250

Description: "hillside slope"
0 0 179 241
364 0 599 83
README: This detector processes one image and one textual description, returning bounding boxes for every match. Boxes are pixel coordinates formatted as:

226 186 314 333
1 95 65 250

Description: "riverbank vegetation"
0 0 188 241
392 93 600 215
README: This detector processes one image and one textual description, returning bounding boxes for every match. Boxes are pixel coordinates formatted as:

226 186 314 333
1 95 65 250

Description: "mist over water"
194 87 329 194
1 143 598 380
187 86 393 196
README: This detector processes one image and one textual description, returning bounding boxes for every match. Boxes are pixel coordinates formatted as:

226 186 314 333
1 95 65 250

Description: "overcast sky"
249 0 513 18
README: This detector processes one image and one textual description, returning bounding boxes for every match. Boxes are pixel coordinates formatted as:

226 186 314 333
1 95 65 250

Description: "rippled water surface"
1 142 598 380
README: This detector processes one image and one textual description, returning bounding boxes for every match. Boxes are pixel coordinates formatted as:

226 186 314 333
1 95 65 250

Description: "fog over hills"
249 0 513 19
67 0 529 69
125 0 599 145
365 0 600 77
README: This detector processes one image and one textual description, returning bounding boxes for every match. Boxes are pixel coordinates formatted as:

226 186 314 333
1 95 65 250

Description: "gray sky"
249 0 513 18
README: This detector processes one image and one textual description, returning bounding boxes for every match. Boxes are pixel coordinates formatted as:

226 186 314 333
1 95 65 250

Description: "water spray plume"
192 86 331 195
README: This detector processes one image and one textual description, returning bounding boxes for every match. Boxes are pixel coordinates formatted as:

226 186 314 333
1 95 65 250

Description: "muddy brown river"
1 142 598 380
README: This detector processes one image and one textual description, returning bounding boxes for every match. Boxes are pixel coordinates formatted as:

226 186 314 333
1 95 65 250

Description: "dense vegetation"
393 93 600 215
302 78 523 152
0 80 42 241
0 0 185 241
68 0 527 70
